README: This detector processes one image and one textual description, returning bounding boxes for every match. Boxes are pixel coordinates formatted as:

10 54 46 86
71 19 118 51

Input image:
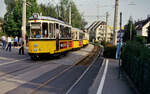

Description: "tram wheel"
31 55 40 61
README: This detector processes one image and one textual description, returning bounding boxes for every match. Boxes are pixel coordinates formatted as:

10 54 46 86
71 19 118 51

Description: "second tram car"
72 28 84 49
83 30 89 46
28 14 72 59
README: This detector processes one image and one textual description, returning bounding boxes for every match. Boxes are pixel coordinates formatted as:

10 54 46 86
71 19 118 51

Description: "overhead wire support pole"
69 0 72 25
22 0 26 47
105 12 109 42
118 12 122 79
113 0 119 45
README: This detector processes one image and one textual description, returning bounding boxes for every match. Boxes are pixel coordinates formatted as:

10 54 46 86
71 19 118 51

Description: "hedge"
103 43 117 58
121 40 150 94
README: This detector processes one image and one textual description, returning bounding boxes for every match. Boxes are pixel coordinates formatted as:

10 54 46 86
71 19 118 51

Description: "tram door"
56 24 59 51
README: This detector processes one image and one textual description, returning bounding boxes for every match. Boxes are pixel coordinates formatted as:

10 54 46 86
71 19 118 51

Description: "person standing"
1 35 6 49
14 36 18 47
6 36 12 52
19 38 24 55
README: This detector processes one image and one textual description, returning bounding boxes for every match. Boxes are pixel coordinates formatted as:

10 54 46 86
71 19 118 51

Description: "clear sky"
0 0 150 27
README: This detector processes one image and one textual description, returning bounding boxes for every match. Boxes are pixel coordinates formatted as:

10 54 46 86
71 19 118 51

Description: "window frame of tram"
49 23 55 39
30 22 41 39
42 23 49 38
79 32 83 40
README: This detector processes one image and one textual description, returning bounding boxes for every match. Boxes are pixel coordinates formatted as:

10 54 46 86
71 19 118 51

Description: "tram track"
29 46 101 94
0 59 61 79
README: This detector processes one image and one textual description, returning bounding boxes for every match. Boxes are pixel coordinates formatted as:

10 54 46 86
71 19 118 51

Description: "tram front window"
30 23 42 38
31 29 42 38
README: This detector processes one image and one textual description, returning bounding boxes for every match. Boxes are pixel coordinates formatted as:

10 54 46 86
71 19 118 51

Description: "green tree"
123 18 136 42
4 0 16 12
4 0 40 37
58 0 87 29
40 3 58 18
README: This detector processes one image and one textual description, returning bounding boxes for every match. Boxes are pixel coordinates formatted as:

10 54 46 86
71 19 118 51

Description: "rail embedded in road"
30 45 101 94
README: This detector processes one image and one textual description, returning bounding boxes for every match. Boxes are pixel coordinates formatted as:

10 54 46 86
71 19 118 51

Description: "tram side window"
68 28 71 39
42 23 48 38
64 27 71 39
60 26 71 39
76 32 78 40
60 25 64 39
49 23 54 38
79 32 84 40
72 31 76 40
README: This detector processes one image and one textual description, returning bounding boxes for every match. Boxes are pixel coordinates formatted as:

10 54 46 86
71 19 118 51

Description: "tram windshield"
30 23 49 39
30 23 42 38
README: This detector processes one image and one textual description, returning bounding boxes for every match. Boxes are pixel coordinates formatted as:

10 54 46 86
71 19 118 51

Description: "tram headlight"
34 48 37 52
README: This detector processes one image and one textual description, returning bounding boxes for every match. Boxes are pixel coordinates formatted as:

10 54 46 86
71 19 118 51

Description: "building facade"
88 21 113 43
136 17 150 37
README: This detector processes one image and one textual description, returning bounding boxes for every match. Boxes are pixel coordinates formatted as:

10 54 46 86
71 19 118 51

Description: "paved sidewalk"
96 59 137 94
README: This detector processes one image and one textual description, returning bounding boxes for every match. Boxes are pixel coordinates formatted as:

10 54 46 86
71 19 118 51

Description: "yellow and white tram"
83 30 89 46
71 28 84 49
28 14 72 59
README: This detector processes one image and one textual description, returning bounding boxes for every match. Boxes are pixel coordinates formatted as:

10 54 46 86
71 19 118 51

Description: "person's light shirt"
1 36 6 41
8 37 11 42
14 37 18 42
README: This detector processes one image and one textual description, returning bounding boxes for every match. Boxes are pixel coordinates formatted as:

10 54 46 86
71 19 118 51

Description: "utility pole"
120 12 122 31
129 16 132 40
105 12 109 42
22 0 26 47
119 12 122 41
130 21 132 40
113 0 119 45
69 1 72 25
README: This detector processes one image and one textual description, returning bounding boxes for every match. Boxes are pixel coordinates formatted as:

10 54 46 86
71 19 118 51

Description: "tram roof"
29 16 71 27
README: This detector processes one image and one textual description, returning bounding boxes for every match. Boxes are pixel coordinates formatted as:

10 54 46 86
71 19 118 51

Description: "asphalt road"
0 45 105 94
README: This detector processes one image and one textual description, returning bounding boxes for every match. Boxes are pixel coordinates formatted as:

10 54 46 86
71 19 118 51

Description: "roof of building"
92 21 106 31
135 17 150 30
87 21 98 31
87 21 106 32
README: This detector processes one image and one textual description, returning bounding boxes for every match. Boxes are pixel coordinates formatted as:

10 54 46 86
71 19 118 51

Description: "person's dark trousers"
6 42 11 52
2 40 4 49
3 41 6 49
14 42 17 47
19 46 24 55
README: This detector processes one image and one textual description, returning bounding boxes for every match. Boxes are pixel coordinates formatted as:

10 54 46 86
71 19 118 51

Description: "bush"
121 40 150 94
103 43 117 58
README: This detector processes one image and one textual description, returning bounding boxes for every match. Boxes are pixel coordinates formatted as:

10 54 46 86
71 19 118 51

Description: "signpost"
116 12 122 79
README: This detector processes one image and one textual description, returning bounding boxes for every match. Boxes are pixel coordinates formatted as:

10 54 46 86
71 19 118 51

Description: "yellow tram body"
82 30 89 46
72 40 80 49
28 40 72 54
83 39 89 46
